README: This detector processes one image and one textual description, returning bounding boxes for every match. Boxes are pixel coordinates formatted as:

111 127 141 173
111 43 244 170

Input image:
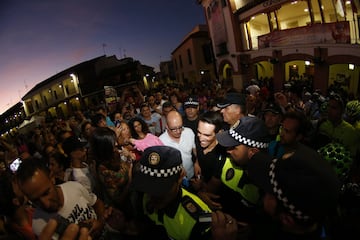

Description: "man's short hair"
91 113 106 126
162 101 173 109
199 111 224 133
16 157 49 185
282 111 309 136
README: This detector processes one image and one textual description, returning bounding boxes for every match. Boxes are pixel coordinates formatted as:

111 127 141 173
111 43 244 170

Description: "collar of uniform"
162 189 182 218
230 119 240 129
146 189 182 220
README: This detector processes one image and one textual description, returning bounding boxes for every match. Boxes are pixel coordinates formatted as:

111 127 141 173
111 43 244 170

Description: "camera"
10 158 22 173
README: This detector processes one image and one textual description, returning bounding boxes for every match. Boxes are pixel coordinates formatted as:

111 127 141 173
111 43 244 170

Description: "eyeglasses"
168 126 184 132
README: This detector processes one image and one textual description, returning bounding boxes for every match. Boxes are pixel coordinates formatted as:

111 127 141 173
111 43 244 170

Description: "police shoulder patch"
181 195 202 218
225 168 235 181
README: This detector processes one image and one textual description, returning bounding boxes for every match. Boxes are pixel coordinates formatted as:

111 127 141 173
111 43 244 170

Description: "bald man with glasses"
159 110 200 185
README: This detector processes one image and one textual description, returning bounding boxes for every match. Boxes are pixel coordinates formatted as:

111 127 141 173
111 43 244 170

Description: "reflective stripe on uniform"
220 157 260 205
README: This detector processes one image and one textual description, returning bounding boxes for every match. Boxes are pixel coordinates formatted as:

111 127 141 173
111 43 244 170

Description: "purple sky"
0 0 205 114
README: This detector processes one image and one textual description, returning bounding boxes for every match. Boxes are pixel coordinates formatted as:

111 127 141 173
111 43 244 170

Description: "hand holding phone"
39 218 91 240
55 216 71 235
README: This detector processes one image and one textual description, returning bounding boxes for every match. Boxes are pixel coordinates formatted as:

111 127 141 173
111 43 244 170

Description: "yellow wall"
329 64 359 96
255 61 273 79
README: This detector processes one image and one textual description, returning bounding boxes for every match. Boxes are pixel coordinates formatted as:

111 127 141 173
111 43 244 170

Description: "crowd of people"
0 80 359 239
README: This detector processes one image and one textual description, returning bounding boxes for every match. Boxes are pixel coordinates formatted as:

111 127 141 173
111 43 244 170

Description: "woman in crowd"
128 117 163 152
116 120 142 162
90 127 133 209
80 120 94 144
47 150 69 185
169 90 184 115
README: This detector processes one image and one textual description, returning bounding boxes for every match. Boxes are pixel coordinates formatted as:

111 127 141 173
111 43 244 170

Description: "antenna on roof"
24 80 28 91
102 43 107 55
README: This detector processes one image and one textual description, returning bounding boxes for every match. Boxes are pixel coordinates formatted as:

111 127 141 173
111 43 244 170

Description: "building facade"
0 55 154 134
159 60 176 85
199 0 360 96
171 24 218 87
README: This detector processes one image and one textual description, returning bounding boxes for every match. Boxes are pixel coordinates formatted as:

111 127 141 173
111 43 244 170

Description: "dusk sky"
0 0 206 114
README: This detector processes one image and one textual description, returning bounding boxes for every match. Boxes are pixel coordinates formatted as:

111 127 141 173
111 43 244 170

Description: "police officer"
131 145 212 240
216 91 247 130
215 116 270 225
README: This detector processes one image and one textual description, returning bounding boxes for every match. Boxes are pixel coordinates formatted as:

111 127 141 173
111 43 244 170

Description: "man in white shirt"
159 110 200 180
16 158 106 239
62 135 97 194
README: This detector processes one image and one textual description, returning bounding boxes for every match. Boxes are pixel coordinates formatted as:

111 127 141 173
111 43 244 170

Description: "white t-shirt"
64 162 96 193
159 127 196 178
32 181 98 237
140 113 161 135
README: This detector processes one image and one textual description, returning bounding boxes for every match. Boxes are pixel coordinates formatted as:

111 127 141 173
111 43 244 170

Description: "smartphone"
55 216 71 236
114 119 121 127
10 158 22 172
198 212 212 223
